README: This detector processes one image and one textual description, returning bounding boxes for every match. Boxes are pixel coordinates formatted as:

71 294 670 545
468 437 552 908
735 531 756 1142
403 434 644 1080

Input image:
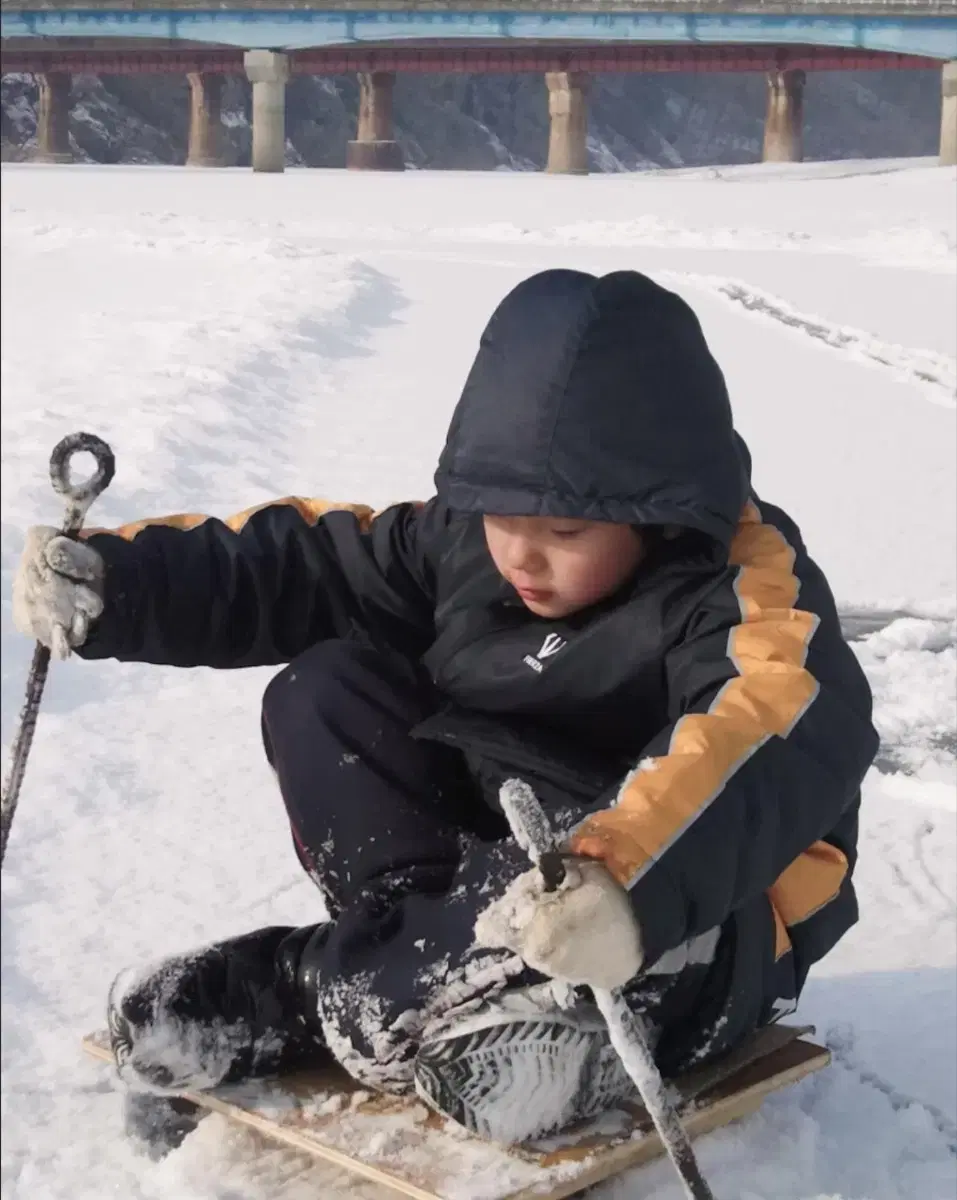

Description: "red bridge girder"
0 43 936 77
294 45 936 73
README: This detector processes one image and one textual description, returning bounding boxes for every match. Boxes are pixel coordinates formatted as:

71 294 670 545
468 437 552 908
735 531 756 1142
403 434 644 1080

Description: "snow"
1 158 955 1200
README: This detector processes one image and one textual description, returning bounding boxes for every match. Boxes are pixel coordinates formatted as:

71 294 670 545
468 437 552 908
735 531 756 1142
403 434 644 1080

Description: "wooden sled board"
83 1023 829 1200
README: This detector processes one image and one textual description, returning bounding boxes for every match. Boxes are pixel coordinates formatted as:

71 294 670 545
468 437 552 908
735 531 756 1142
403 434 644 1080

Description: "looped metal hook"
49 433 116 533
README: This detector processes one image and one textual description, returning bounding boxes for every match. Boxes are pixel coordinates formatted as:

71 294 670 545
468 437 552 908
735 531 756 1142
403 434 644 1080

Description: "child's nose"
508 538 543 573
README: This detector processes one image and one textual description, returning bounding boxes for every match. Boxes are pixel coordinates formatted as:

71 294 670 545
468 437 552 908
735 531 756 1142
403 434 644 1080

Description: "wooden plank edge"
83 1035 441 1200
500 1041 831 1200
82 1033 112 1065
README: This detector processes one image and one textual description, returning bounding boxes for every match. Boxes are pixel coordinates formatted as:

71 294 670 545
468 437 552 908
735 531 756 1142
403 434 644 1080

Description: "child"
13 269 878 1148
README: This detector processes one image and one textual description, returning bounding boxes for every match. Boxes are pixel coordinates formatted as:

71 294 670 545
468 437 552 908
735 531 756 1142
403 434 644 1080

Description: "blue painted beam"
2 9 955 59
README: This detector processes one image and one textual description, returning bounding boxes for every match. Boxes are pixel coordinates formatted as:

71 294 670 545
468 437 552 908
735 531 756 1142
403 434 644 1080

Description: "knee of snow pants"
260 638 492 916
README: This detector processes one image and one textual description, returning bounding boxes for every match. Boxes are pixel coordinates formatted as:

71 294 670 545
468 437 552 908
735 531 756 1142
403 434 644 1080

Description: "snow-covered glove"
474 858 644 991
12 526 105 659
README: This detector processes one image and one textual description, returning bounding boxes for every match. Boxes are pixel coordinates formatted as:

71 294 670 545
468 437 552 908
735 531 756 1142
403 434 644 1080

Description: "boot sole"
414 1017 636 1144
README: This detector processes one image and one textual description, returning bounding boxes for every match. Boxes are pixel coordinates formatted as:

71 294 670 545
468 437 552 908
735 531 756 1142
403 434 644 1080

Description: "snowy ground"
1 158 955 1200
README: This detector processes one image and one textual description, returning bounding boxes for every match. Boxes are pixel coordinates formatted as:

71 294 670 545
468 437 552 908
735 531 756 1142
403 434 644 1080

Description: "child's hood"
434 269 749 549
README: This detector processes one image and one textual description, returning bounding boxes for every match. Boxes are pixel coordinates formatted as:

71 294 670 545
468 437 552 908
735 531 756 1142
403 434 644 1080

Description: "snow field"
1 159 955 1200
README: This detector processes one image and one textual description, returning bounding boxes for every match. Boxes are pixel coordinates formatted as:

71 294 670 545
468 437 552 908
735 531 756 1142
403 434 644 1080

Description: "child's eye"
551 528 584 540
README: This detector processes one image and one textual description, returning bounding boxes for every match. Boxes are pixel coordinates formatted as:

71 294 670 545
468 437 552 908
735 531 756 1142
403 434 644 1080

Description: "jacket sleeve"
568 500 879 966
77 497 441 669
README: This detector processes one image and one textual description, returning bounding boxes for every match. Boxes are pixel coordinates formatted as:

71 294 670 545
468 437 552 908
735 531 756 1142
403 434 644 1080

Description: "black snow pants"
260 639 789 1093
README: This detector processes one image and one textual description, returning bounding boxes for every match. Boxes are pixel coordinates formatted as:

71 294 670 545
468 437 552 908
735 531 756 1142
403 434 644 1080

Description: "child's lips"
515 585 553 603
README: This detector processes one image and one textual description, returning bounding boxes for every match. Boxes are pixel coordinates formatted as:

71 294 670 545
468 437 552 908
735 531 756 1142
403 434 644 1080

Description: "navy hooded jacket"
79 269 878 992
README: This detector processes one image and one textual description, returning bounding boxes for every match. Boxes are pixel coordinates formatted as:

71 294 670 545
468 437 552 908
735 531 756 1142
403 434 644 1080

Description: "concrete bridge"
2 1 956 169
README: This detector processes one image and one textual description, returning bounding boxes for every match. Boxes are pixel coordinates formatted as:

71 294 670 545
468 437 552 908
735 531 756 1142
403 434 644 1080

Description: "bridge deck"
3 1 955 12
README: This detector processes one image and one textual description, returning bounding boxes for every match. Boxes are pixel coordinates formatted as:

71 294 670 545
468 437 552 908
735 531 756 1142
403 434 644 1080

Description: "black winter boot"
108 923 332 1100
122 1092 204 1160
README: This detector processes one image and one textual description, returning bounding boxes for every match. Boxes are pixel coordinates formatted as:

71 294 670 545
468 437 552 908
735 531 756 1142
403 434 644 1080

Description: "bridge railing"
3 0 957 12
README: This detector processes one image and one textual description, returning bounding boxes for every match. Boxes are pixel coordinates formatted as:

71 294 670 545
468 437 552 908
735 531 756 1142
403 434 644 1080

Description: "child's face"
483 516 645 619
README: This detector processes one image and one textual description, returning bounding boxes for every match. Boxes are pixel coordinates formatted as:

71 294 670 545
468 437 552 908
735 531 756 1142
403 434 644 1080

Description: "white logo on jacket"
537 633 566 659
524 633 567 673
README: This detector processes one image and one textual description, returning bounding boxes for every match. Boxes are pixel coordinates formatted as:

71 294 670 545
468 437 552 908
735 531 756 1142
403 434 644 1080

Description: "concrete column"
186 72 226 167
34 72 73 164
545 71 589 175
763 69 806 164
244 50 289 173
941 61 957 167
347 71 404 170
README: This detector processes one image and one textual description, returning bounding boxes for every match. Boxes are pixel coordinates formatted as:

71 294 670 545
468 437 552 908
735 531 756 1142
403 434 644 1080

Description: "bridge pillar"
941 61 957 167
546 71 589 175
347 72 404 171
187 72 226 167
34 72 73 164
763 69 805 164
244 50 289 173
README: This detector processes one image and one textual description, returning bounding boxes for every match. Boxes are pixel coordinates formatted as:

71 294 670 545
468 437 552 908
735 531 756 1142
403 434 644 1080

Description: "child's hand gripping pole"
1 433 115 872
498 781 716 1200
